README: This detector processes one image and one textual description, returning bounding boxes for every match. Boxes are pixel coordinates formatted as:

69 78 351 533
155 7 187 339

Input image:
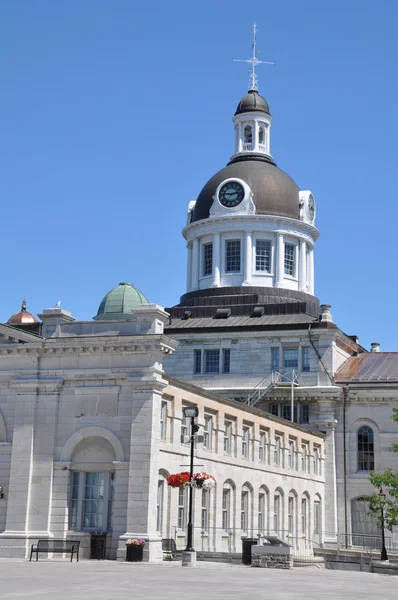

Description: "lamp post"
379 487 389 562
182 405 199 567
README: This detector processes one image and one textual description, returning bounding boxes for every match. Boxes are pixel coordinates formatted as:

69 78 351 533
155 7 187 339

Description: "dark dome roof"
235 90 270 116
191 158 300 223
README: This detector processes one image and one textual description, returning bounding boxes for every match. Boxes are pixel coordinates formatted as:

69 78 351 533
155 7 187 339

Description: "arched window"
357 426 375 471
258 126 265 145
241 483 252 533
258 486 269 535
244 125 252 144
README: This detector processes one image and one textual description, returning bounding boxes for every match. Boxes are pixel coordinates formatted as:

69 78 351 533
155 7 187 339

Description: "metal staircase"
246 370 299 408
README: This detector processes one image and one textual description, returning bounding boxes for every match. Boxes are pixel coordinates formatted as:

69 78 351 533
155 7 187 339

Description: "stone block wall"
251 552 293 569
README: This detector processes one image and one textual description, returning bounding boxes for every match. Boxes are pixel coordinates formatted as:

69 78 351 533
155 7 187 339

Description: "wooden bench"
30 539 80 562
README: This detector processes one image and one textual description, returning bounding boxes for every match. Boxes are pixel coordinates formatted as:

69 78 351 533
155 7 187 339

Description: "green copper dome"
94 282 149 321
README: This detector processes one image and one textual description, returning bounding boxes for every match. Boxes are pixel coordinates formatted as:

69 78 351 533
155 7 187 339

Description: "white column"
239 123 243 152
243 232 252 286
275 233 284 288
186 243 192 292
211 233 221 287
254 121 259 152
299 240 307 292
308 248 315 294
191 238 199 291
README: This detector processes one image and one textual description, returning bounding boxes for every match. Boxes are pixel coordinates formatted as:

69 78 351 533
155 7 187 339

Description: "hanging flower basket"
166 472 216 489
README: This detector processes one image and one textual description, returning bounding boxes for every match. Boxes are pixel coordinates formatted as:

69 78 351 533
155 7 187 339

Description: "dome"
94 282 149 321
191 158 300 223
235 89 270 116
7 299 38 325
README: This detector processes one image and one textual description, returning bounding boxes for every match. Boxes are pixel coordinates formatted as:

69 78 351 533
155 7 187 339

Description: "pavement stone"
0 559 397 600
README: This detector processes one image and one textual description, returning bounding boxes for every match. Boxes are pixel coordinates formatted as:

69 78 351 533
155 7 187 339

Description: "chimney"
371 342 380 353
320 304 333 323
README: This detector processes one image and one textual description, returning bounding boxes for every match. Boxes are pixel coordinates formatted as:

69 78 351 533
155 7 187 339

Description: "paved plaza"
0 560 397 600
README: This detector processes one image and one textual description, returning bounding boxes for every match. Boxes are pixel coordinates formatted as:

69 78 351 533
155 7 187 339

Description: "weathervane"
233 23 275 91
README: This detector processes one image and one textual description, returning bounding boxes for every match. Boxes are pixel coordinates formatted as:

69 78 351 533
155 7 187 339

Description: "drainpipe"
342 385 348 548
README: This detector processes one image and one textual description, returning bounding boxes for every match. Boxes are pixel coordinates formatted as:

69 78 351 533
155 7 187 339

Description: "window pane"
160 401 167 440
222 349 231 373
357 426 375 471
203 415 213 450
269 404 279 417
226 240 241 273
205 350 220 373
70 472 80 530
271 348 279 372
194 349 202 374
203 243 213 276
83 472 105 529
255 240 271 272
284 244 295 276
301 405 309 424
302 347 310 372
284 348 298 369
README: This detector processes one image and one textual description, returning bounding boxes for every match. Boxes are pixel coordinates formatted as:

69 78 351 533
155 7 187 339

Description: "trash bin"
90 532 107 560
242 538 258 565
126 544 144 562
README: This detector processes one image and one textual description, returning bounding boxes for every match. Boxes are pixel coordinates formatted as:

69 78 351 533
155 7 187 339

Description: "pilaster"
211 233 221 287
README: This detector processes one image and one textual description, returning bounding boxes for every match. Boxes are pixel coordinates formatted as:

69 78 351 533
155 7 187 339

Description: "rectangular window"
282 404 298 423
203 414 213 451
226 240 241 273
259 430 266 462
160 401 167 441
283 348 299 369
301 443 308 472
222 489 231 531
222 348 231 373
274 494 280 533
194 349 202 374
302 347 310 372
181 414 190 444
271 347 280 372
301 405 309 424
270 404 279 417
288 440 295 469
288 496 294 535
157 480 164 533
258 492 266 533
178 488 186 530
314 501 321 533
204 349 220 374
70 472 80 530
83 472 106 529
274 436 281 467
241 491 249 532
201 488 210 533
314 445 321 475
255 240 271 272
224 420 232 454
242 426 250 459
301 497 307 536
284 243 295 276
203 243 213 276
107 472 115 531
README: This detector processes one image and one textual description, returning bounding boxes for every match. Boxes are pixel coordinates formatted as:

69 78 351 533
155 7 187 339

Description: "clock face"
219 181 245 208
308 193 315 222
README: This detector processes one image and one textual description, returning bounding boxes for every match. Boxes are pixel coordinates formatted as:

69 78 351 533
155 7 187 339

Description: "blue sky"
1 1 397 350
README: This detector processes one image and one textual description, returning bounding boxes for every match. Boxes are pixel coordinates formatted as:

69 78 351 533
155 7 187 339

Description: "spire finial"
233 23 275 91
21 298 27 312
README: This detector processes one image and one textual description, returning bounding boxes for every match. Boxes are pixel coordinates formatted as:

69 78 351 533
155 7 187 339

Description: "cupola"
7 299 38 324
94 282 149 321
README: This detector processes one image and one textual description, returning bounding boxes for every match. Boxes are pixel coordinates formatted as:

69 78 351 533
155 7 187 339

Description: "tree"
366 408 398 531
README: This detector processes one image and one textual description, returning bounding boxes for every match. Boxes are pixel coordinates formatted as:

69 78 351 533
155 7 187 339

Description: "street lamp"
182 405 199 566
379 488 389 561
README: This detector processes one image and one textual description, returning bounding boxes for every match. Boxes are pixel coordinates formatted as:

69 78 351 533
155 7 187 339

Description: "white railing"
258 143 266 152
243 143 253 151
247 374 274 407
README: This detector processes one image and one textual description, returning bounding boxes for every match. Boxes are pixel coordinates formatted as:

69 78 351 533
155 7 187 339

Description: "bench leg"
36 551 39 561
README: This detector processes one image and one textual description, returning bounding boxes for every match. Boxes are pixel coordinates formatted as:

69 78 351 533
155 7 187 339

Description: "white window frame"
274 494 281 533
157 480 164 534
201 488 210 533
258 492 266 533
203 414 213 451
160 401 167 441
255 239 272 273
202 242 213 277
302 443 309 472
225 239 242 273
222 488 231 532
302 346 310 372
242 426 250 459
241 489 249 532
288 439 295 469
284 242 297 278
178 487 187 530
288 495 295 536
274 435 281 467
224 420 232 455
70 471 113 532
301 497 308 537
259 430 267 462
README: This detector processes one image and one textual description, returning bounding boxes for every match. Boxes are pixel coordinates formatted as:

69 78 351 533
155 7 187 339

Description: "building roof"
234 89 270 116
94 282 149 321
336 353 398 383
166 313 318 332
191 158 300 223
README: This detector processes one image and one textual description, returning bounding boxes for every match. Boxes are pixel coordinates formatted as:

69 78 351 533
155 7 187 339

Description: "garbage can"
242 538 258 565
90 532 107 560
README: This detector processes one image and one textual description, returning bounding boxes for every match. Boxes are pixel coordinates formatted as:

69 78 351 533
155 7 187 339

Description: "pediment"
0 323 42 344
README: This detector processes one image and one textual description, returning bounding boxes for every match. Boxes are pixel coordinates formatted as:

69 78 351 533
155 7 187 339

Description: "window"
282 404 298 423
313 500 321 534
301 405 309 424
259 430 267 462
271 347 280 372
288 495 295 535
201 488 210 532
283 348 299 369
157 480 164 533
242 426 250 459
70 472 114 532
274 494 281 533
222 488 231 531
224 421 232 454
205 349 220 373
301 497 307 536
258 492 266 533
178 488 187 530
241 490 249 531
223 348 231 373
203 243 213 277
226 240 241 273
181 414 190 444
274 436 281 467
284 243 295 276
259 126 265 145
194 349 202 374
357 426 375 471
269 404 279 417
244 125 252 144
83 472 106 529
70 472 79 530
314 446 320 475
203 414 213 451
301 444 308 472
255 240 271 272
302 347 310 372
160 401 167 440
288 440 295 469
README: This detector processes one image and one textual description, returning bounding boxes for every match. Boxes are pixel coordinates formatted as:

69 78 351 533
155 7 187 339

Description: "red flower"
166 472 191 488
